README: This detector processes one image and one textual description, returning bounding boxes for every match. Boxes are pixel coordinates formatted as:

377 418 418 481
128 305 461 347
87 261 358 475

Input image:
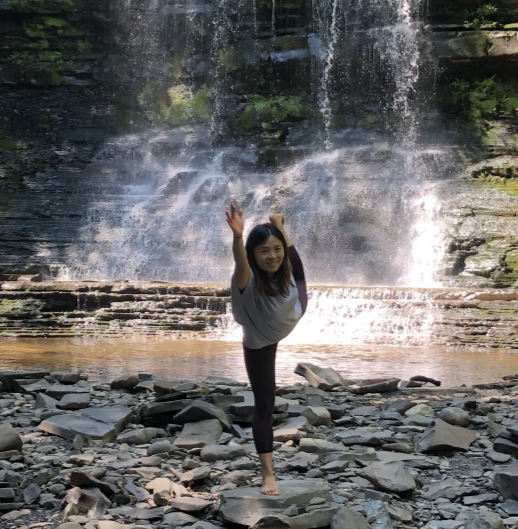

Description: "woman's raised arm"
226 203 250 290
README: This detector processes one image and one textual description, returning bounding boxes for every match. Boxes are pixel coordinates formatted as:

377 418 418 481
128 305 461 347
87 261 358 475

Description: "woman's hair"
245 223 292 297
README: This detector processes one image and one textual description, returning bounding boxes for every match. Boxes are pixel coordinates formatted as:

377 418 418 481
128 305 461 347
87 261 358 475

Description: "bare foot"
261 475 280 495
269 213 285 227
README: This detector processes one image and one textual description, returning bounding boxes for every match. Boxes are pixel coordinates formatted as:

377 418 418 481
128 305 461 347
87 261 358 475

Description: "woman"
225 203 307 495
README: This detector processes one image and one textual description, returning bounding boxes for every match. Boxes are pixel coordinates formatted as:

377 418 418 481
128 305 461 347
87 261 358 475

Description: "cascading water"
58 0 460 346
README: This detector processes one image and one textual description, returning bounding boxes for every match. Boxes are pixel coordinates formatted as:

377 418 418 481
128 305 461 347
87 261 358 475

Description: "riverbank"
1 366 518 529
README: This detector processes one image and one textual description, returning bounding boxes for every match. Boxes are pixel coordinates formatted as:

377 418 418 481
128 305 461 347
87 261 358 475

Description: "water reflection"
1 337 516 387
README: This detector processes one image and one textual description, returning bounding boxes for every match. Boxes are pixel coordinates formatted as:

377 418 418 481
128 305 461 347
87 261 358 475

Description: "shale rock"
173 400 232 431
200 444 247 462
493 460 518 500
416 418 476 453
174 419 223 449
294 363 345 389
437 406 470 427
351 379 400 394
360 461 416 493
0 424 22 452
111 374 139 390
330 506 373 529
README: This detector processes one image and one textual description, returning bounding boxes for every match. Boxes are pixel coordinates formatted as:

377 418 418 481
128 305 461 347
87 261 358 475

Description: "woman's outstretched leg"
243 343 279 495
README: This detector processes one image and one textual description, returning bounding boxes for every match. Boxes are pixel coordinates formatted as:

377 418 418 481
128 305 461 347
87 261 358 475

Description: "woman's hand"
226 203 244 238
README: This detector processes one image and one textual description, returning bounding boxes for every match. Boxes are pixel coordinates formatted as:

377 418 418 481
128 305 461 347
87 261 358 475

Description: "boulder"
173 400 232 431
39 406 132 442
294 363 345 389
117 428 159 445
416 419 476 453
174 419 223 449
437 407 470 427
220 479 337 528
360 461 416 493
0 424 22 452
58 393 91 410
494 460 518 500
405 404 434 417
301 406 332 427
147 440 173 456
111 375 139 390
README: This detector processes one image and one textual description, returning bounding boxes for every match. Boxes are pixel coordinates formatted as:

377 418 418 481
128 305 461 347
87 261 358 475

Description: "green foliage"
0 139 17 151
7 0 75 11
450 75 518 121
237 95 313 132
137 83 211 126
464 3 498 26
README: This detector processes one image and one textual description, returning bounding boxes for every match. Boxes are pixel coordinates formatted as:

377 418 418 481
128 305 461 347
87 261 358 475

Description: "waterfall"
57 0 460 344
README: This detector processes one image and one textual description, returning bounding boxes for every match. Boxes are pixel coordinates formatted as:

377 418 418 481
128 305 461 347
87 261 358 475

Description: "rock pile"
1 365 518 529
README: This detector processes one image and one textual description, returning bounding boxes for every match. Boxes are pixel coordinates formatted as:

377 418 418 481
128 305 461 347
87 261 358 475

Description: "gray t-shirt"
231 273 302 349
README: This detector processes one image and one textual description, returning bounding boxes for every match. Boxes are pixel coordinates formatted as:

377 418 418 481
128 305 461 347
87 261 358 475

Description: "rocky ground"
1 365 518 529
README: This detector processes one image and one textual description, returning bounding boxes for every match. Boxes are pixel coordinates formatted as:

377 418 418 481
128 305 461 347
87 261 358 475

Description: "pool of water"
1 337 516 387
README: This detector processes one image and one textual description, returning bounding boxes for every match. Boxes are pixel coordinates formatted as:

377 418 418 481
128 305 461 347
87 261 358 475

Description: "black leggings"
243 245 307 454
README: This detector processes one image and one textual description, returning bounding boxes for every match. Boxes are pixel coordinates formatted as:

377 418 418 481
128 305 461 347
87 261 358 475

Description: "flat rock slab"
361 461 416 493
220 479 335 528
416 418 476 453
294 363 345 390
0 370 50 391
174 419 222 449
173 400 232 432
39 405 132 442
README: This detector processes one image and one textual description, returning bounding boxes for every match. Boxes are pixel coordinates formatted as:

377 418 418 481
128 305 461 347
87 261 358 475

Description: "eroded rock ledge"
1 282 518 351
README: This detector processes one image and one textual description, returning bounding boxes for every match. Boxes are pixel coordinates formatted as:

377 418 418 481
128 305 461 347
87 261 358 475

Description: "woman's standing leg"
243 342 279 495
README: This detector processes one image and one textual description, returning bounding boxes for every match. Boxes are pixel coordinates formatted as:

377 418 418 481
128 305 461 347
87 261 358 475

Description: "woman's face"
253 235 285 276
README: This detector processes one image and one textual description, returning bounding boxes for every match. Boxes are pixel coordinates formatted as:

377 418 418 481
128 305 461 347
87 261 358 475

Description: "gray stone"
351 379 400 394
23 483 41 504
486 450 512 463
174 419 223 449
402 414 433 427
500 498 518 516
0 424 22 452
361 461 416 493
50 371 81 384
422 477 479 501
387 504 412 522
124 481 150 502
438 407 470 427
493 437 518 457
35 392 59 409
67 470 115 498
381 443 413 454
422 522 464 529
46 384 90 399
455 510 504 529
200 444 247 462
405 404 434 417
180 466 212 484
211 394 245 412
220 479 337 528
65 487 111 519
365 500 394 529
0 488 15 501
80 405 133 433
12 378 51 394
117 427 159 445
147 440 173 455
169 497 212 512
0 370 50 391
416 419 476 453
462 493 498 505
58 393 91 410
163 511 199 526
330 506 373 529
204 376 246 386
384 399 415 414
494 460 518 500
299 438 346 454
273 416 308 442
111 375 139 390
40 415 115 443
173 400 232 431
301 406 332 427
294 363 345 390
